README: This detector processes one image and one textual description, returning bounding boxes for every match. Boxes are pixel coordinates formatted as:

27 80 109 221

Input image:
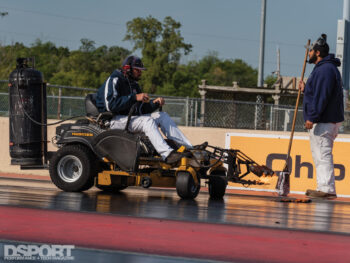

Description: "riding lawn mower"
8 58 275 199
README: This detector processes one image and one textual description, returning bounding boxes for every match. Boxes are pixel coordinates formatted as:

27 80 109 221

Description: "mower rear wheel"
208 173 227 199
176 171 200 199
49 144 97 192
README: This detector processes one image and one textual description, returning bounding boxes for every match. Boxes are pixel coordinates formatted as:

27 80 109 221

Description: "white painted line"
227 186 350 197
226 132 308 140
225 132 350 142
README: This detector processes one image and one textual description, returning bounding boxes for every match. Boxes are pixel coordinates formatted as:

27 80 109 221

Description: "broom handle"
283 39 310 171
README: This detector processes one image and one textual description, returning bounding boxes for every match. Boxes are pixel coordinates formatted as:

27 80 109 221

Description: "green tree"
0 43 29 80
79 38 96 53
46 39 130 90
196 53 258 88
124 16 192 94
264 75 277 88
0 27 270 99
0 39 131 94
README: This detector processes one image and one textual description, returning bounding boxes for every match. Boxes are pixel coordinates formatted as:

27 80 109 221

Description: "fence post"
199 90 206 127
185 96 189 126
57 87 62 119
190 99 193 126
254 95 264 129
269 104 273 131
284 109 291 132
194 100 198 127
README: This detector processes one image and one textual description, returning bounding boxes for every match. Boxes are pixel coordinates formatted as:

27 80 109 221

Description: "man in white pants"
96 55 195 164
110 111 193 160
299 34 344 198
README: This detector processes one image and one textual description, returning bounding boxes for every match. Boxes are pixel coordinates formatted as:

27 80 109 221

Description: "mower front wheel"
176 171 200 199
208 173 227 199
49 144 97 192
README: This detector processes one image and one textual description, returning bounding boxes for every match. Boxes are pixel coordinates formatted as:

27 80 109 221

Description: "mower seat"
85 93 113 121
84 94 178 158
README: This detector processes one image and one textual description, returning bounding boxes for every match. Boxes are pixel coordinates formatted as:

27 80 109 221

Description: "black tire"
176 171 200 199
49 144 97 192
96 185 128 192
208 174 227 199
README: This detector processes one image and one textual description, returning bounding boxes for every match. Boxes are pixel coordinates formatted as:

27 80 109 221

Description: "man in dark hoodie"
299 34 344 198
96 55 194 164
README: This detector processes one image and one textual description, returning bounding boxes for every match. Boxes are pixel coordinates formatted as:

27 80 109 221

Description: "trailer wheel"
176 171 200 199
49 144 96 192
96 185 128 192
208 173 227 199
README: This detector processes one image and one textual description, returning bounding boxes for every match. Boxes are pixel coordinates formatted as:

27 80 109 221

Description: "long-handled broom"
276 39 310 196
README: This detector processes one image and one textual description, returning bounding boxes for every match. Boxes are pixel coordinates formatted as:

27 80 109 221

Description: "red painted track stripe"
0 206 350 263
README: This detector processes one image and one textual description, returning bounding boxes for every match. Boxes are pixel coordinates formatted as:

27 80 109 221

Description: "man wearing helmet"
96 55 193 164
299 34 344 198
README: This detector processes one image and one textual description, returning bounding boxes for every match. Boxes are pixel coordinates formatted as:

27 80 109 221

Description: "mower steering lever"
124 103 138 132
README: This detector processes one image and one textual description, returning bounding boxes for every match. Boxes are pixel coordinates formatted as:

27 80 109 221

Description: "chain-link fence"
201 99 306 131
1 79 350 133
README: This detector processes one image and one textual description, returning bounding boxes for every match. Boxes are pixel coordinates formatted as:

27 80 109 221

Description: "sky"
0 0 345 80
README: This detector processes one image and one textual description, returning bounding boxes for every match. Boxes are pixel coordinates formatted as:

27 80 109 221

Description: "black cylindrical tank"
9 58 44 165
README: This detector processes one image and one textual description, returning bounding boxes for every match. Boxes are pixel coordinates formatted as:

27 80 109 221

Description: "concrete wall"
2 116 350 176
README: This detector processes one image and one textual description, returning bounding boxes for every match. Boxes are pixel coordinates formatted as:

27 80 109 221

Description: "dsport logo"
3 244 75 261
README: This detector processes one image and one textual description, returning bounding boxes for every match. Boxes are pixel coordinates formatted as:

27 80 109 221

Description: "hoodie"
95 69 159 115
303 54 344 123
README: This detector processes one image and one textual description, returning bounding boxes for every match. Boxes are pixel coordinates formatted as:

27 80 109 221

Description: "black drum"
9 58 46 165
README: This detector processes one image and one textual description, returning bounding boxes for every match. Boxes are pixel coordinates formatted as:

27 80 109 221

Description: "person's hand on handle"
153 97 165 106
136 93 150 103
298 80 305 92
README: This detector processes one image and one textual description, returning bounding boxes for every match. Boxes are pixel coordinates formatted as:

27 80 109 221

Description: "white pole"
257 0 266 87
277 46 280 78
344 0 350 20
344 0 350 109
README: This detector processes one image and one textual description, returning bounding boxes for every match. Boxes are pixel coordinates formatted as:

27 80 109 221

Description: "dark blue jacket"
303 54 344 123
96 69 159 115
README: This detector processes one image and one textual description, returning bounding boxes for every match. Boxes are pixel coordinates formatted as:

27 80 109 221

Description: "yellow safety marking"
71 132 94 137
98 172 112 185
177 146 186 153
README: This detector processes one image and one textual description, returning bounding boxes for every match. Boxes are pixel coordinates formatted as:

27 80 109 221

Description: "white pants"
110 111 192 159
309 122 341 194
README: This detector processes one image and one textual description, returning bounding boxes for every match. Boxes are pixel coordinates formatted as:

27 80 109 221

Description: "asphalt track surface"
1 175 350 262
